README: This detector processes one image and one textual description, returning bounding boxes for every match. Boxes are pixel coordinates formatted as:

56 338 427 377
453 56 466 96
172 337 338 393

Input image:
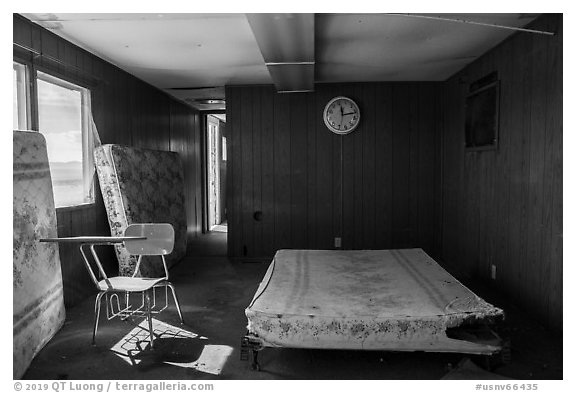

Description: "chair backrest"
124 223 174 256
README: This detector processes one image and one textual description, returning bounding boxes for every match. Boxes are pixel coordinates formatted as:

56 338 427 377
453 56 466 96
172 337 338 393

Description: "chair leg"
92 292 105 346
145 290 154 349
168 283 184 324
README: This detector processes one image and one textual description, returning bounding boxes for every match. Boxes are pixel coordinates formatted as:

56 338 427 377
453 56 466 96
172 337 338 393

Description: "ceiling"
22 13 540 111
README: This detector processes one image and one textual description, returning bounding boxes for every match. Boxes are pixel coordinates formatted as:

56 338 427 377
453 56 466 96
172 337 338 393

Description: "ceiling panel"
21 13 541 109
315 13 539 82
22 13 271 110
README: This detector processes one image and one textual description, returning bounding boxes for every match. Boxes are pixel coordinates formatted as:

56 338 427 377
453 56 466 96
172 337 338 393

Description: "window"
222 136 227 161
13 61 28 130
37 71 94 207
465 73 499 151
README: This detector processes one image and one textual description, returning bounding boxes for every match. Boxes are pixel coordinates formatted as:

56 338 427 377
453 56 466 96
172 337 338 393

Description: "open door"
206 115 227 232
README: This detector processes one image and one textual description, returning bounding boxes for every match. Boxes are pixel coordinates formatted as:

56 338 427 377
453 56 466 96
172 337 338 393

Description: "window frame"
13 54 97 210
13 60 31 130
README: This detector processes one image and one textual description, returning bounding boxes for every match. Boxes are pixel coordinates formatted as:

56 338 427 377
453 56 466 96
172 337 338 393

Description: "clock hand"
342 112 356 116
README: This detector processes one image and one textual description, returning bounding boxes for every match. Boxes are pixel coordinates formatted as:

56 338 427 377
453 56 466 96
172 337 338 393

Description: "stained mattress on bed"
245 249 504 354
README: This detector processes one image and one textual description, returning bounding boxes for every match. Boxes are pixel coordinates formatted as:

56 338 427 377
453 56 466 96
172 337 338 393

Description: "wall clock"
323 96 361 135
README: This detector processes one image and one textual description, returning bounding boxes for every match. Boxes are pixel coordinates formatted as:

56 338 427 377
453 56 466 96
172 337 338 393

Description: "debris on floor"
442 358 512 380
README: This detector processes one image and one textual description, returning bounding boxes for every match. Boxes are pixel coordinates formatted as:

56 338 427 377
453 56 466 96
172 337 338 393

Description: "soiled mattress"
245 249 504 354
94 144 187 277
13 131 65 378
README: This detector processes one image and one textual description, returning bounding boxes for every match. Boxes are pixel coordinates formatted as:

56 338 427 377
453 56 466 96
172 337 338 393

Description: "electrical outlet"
334 237 342 248
491 265 497 280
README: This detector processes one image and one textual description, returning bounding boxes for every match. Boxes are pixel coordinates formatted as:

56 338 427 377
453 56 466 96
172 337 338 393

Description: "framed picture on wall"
465 79 500 151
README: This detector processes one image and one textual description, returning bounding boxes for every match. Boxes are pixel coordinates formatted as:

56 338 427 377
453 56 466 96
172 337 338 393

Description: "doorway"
206 114 227 233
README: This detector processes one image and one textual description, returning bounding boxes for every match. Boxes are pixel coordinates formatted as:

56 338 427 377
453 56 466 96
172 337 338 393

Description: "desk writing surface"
40 236 146 243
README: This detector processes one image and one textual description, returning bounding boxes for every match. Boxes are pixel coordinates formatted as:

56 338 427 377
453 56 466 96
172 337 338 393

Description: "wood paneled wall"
13 14 202 307
440 14 562 329
226 82 443 259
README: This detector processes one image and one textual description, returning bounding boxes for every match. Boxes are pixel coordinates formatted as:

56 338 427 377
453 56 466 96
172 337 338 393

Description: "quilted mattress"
13 131 65 378
94 144 187 277
245 249 504 354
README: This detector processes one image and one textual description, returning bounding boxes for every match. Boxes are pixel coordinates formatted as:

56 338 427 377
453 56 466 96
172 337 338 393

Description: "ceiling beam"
246 13 315 92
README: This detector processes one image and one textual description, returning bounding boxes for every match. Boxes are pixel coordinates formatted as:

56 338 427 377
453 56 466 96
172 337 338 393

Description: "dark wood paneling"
248 91 262 255
314 86 335 250
374 84 393 249
440 14 562 330
362 84 376 250
227 87 241 256
351 84 362 249
260 88 276 256
290 94 308 249
305 93 317 248
14 14 202 308
391 85 412 248
273 92 292 250
226 82 443 259
418 84 437 254
240 88 254 256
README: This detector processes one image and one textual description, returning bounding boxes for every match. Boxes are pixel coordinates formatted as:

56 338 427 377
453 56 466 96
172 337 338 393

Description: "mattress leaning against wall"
13 131 66 379
94 144 188 277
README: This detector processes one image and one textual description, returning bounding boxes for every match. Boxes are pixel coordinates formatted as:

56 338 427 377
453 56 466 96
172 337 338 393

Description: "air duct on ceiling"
246 13 315 92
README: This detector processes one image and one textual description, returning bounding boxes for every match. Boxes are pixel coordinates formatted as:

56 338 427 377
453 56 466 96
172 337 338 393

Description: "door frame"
200 111 226 233
207 115 221 229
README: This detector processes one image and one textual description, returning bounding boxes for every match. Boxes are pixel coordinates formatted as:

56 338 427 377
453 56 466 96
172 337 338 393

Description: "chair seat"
97 276 165 292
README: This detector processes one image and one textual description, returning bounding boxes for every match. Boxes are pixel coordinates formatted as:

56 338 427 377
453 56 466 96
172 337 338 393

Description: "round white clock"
323 96 361 135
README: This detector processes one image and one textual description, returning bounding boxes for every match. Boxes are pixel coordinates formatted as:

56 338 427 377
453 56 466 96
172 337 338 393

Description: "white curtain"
83 92 102 202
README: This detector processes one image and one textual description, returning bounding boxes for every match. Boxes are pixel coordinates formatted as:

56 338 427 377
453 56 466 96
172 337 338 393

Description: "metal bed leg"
484 337 512 370
241 333 263 371
92 292 105 345
167 283 184 324
145 291 154 349
251 350 260 371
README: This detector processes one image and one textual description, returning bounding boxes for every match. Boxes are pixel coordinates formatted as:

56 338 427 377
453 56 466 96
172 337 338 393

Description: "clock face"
323 96 361 135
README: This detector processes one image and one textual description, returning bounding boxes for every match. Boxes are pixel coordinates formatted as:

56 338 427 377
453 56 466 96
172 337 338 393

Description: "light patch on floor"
165 344 234 375
210 224 228 233
110 318 234 376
